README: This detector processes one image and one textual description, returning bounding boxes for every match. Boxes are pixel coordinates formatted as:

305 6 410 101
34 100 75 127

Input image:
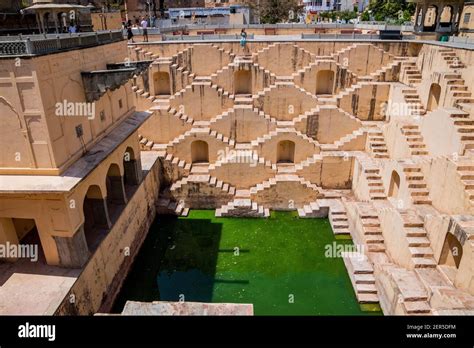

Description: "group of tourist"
125 16 150 43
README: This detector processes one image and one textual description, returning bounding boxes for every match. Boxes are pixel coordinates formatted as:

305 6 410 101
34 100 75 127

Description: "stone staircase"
294 153 324 172
138 134 155 151
454 159 474 205
216 197 270 218
249 174 321 196
320 128 366 151
389 266 432 314
156 197 189 216
399 210 436 268
155 149 192 172
332 43 358 59
160 103 195 125
170 173 236 196
400 125 429 156
400 60 422 86
167 127 235 152
439 48 466 70
297 199 349 235
446 108 474 154
253 81 317 106
342 252 380 303
250 128 318 148
357 203 385 252
403 165 432 205
367 128 389 159
367 58 407 82
364 167 387 201
444 73 474 108
328 205 350 235
401 88 427 117
297 201 324 218
210 44 236 61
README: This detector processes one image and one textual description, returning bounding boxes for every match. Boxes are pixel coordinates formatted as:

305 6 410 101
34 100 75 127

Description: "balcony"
0 30 123 57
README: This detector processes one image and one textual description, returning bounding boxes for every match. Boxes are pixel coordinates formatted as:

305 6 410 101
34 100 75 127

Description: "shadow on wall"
112 216 228 311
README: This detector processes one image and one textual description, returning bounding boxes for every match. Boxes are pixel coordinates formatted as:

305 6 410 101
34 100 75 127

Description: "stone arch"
439 232 463 268
316 70 335 95
106 163 127 208
153 71 171 96
427 83 441 111
388 170 400 198
277 140 295 164
191 140 209 164
234 70 252 95
0 218 46 263
83 185 110 251
440 5 453 25
43 12 51 32
424 5 438 31
123 146 141 191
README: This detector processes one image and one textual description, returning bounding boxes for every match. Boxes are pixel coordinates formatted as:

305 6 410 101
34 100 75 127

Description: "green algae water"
114 210 381 315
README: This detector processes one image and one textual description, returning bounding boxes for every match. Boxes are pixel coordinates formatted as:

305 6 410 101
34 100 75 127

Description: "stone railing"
302 33 416 40
0 30 123 57
449 36 474 46
161 33 255 41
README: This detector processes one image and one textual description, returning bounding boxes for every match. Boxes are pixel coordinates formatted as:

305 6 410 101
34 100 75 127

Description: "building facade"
459 1 474 38
410 0 465 37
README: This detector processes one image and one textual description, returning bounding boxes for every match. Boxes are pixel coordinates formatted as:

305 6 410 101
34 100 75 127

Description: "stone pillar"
452 5 461 32
435 6 443 32
53 10 59 34
0 218 19 262
415 5 422 31
54 225 90 268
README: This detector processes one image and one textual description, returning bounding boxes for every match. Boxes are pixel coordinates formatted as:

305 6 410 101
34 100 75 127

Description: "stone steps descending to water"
342 252 379 304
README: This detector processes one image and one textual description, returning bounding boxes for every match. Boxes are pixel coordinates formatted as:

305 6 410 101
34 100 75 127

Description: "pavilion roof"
23 3 89 12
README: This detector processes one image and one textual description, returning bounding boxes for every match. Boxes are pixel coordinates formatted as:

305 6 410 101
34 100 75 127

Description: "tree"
244 0 304 24
362 0 415 24
320 10 358 22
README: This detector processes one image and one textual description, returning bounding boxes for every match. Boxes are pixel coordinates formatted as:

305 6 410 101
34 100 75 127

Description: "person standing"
140 16 149 42
127 22 134 43
68 22 76 34
240 28 248 54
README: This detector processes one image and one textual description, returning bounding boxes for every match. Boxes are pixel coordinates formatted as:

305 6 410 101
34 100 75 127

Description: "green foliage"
362 0 416 24
246 0 304 24
320 10 358 22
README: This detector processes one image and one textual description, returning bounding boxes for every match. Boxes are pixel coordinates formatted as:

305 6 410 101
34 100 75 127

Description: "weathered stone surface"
121 301 254 316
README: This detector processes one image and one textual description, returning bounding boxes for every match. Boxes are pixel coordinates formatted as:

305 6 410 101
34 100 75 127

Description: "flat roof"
24 4 89 11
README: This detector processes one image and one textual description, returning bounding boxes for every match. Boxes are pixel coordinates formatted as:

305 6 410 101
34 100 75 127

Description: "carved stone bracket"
81 60 152 103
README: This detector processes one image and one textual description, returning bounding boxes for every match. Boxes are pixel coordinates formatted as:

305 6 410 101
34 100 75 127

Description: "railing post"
25 38 33 55
56 35 61 50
